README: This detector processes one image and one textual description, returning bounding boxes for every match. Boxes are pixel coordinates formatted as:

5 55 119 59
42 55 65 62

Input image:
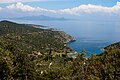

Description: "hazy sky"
0 0 120 19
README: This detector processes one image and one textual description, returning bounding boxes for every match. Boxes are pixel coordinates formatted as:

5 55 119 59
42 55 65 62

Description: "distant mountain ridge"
11 15 68 21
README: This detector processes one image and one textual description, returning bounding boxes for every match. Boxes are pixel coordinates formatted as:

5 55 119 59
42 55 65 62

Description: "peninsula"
0 20 75 53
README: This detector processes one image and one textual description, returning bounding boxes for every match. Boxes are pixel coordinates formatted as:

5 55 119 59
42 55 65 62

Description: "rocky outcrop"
58 31 76 44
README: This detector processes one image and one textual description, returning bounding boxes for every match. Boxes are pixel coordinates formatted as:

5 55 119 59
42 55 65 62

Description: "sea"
7 19 120 57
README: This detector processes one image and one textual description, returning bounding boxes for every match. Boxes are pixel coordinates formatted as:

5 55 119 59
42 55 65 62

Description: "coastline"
30 23 77 54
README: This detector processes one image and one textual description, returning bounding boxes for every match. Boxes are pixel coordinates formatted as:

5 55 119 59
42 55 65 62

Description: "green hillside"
0 20 73 53
0 20 119 80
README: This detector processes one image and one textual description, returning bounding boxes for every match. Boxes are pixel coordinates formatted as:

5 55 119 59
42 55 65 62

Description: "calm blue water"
8 20 120 56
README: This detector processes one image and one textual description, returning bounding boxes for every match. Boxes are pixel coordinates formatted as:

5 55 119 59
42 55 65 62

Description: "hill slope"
0 20 74 53
0 20 119 80
104 42 120 50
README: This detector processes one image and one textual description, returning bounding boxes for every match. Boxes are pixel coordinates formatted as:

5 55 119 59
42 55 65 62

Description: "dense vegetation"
0 20 120 80
0 20 73 53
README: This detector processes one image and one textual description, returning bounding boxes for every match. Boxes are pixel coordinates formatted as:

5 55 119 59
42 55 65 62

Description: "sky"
0 0 120 9
0 0 120 19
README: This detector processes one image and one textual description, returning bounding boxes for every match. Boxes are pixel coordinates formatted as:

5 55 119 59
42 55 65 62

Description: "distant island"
11 15 68 21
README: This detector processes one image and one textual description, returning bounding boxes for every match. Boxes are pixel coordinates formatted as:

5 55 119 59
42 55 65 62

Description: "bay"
9 19 120 56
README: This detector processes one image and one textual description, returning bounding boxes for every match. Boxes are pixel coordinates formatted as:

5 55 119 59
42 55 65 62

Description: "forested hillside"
0 20 119 80
0 20 74 53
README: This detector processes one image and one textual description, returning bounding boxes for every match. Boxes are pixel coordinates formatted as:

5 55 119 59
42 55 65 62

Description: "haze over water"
10 19 120 56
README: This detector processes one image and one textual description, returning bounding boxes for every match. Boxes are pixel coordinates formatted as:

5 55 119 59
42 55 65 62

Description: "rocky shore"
58 31 76 44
